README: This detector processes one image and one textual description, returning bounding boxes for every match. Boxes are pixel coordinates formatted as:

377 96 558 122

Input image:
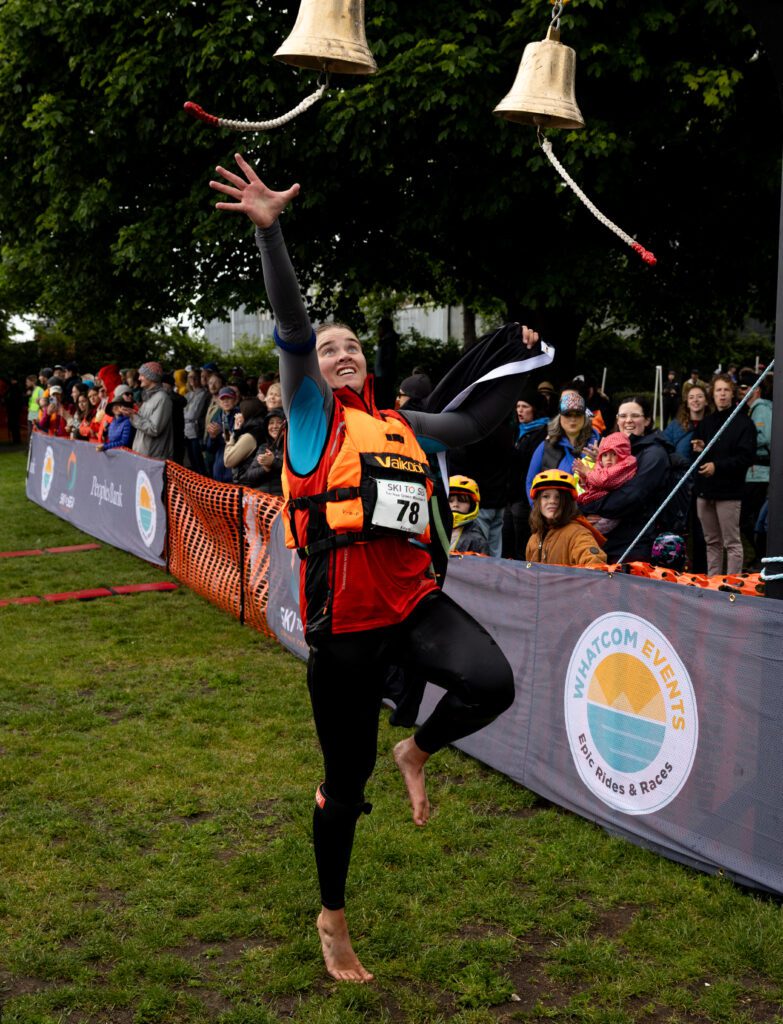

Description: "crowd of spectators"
8 352 774 575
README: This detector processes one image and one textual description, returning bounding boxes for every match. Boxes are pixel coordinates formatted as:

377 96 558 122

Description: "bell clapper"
536 128 657 265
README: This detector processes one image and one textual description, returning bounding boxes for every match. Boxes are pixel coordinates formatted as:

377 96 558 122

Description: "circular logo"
564 612 698 815
41 446 55 501
66 450 78 491
135 470 157 548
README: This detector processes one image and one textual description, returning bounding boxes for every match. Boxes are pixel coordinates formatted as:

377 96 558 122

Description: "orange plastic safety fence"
166 462 284 635
591 561 766 597
166 463 244 621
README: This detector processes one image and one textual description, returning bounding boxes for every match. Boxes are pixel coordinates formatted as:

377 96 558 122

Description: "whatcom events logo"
135 470 157 548
564 612 698 815
41 446 55 501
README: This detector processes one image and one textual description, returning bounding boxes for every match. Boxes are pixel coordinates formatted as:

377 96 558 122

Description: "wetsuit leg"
307 630 388 909
396 591 514 754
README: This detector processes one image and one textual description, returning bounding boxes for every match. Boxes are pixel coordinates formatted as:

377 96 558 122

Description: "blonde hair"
315 322 359 340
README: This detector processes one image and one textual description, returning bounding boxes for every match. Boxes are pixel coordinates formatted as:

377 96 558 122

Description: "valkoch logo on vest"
371 454 426 475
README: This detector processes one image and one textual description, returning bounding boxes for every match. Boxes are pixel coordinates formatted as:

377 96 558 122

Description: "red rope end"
631 242 657 266
184 101 221 127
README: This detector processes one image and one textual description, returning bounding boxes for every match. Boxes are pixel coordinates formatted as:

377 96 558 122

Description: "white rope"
184 81 327 133
615 361 776 565
760 557 783 582
539 135 657 265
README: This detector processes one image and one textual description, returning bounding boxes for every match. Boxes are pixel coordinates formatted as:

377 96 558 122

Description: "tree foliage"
0 0 780 374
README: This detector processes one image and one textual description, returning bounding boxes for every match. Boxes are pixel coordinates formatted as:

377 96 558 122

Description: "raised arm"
211 155 332 470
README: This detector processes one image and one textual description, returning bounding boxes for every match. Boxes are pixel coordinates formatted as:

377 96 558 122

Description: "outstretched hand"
210 153 300 229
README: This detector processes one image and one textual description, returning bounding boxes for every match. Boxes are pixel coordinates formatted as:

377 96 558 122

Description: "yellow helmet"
529 469 578 501
448 475 481 527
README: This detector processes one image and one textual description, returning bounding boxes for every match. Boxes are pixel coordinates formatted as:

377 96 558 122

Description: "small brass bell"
274 0 377 75
494 25 584 129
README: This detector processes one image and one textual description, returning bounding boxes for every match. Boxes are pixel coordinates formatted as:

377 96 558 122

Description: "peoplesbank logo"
564 613 698 816
135 470 157 548
41 446 55 500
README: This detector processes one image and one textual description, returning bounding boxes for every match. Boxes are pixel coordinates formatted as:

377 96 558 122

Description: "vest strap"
297 530 375 559
289 486 361 511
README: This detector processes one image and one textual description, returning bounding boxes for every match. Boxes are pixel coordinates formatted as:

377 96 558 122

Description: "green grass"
2 446 783 1023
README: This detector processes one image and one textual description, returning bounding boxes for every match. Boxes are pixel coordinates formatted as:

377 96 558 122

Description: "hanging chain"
550 1 564 31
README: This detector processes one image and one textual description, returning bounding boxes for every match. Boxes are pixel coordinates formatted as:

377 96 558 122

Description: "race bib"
371 479 429 534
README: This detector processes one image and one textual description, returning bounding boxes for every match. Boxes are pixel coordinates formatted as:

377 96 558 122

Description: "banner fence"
24 436 783 894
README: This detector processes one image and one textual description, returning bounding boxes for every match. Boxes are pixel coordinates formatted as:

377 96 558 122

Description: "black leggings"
306 590 514 910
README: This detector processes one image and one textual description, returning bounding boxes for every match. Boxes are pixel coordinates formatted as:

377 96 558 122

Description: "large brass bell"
274 0 377 75
494 25 584 129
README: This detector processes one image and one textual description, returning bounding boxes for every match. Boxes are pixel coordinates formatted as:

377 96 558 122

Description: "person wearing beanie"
397 373 431 413
130 361 174 459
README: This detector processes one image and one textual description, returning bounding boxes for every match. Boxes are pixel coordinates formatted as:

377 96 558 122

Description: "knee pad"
315 784 372 823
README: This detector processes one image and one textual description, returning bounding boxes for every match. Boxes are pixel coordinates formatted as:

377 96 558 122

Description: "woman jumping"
210 154 552 983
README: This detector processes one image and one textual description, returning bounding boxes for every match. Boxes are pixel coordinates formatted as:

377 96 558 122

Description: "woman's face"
208 375 222 395
187 371 200 390
77 395 90 412
539 488 561 523
316 327 367 391
88 389 100 406
516 400 535 424
71 384 81 402
687 386 707 415
265 383 282 409
616 401 649 436
267 417 283 441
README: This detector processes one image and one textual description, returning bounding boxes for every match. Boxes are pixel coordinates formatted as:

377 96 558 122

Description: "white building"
203 304 479 352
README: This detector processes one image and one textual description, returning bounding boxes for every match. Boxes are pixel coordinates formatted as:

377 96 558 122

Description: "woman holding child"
576 396 673 563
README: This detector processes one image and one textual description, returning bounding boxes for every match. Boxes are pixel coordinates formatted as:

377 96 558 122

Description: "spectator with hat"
525 387 601 505
206 385 240 481
37 384 69 436
397 374 432 413
98 387 136 451
536 379 557 418
682 368 708 402
130 362 174 459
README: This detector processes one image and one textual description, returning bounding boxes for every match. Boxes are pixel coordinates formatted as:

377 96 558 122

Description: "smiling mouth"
337 367 357 376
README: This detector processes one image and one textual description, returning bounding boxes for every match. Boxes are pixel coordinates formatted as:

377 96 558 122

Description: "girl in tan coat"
526 470 607 567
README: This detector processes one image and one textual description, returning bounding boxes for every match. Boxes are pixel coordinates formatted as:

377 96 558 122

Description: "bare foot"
393 737 431 826
317 909 374 983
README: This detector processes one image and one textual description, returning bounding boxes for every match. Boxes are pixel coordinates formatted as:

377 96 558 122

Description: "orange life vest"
283 405 434 558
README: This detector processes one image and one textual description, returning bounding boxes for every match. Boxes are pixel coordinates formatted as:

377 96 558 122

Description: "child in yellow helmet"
526 470 607 566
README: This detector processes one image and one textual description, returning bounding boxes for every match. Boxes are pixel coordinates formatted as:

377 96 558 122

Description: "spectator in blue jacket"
98 389 136 451
525 388 600 505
